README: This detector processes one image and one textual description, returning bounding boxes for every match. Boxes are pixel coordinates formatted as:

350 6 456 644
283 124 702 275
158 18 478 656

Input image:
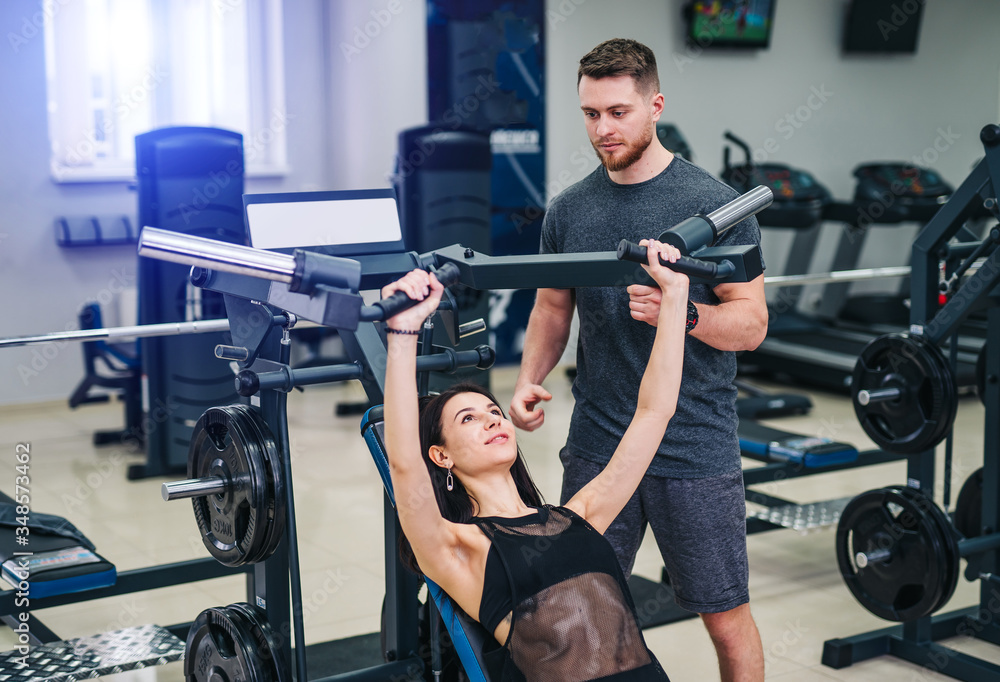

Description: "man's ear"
651 92 665 122
428 444 450 468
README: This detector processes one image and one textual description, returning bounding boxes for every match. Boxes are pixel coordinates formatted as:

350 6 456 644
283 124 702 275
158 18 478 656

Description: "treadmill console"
852 163 952 223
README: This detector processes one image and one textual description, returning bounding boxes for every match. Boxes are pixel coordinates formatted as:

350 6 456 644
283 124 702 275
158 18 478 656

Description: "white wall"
543 0 1000 290
0 0 332 406
1 0 998 406
324 1 428 191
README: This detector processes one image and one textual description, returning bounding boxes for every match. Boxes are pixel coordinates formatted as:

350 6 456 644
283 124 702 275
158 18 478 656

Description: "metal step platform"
0 624 184 681
748 497 853 532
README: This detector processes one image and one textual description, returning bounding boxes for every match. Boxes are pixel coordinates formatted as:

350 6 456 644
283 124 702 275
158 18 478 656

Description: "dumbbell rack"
823 124 1000 680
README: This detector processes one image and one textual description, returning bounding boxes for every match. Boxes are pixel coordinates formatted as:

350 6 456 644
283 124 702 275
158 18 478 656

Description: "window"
44 0 286 182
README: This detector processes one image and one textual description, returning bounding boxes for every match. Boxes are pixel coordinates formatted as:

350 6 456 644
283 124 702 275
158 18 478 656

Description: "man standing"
510 39 767 681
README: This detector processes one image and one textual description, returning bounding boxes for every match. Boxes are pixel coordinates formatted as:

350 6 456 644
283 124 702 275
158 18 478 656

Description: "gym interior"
1 0 999 680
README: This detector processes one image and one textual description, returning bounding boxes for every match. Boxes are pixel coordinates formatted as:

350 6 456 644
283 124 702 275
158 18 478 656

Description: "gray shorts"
559 447 749 614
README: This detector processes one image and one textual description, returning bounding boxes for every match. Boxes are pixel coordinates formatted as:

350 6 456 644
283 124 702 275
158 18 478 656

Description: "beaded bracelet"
385 327 421 336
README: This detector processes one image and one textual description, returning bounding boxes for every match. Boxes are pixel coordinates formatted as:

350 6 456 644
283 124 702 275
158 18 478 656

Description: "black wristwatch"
686 300 699 333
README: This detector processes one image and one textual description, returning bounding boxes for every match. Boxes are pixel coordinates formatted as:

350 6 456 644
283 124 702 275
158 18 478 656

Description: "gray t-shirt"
541 157 764 478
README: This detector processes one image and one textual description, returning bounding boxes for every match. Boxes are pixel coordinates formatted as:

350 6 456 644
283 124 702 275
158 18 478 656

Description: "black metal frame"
822 124 1000 681
188 233 767 681
0 559 249 646
742 447 907 534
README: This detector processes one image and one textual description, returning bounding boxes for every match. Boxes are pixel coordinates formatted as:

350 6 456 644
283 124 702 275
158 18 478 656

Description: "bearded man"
509 38 768 682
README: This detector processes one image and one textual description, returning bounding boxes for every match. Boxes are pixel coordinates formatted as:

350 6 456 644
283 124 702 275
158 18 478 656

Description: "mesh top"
475 506 669 681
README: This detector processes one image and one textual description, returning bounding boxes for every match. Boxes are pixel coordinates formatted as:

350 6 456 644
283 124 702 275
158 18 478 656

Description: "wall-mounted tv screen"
843 0 923 54
686 0 776 50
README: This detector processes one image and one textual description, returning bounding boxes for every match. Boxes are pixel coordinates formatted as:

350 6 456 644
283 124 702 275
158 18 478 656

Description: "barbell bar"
854 528 1000 567
856 387 901 406
763 260 984 288
0 259 986 350
0 318 233 349
162 476 228 501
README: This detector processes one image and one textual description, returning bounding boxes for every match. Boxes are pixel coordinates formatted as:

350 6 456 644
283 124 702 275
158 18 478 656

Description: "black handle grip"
368 262 462 321
616 239 734 279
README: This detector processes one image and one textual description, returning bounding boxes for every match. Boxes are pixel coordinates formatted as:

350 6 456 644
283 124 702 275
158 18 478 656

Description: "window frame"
44 0 288 184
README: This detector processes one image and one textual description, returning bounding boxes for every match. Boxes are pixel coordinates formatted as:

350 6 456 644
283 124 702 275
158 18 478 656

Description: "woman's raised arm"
381 270 462 573
564 241 690 533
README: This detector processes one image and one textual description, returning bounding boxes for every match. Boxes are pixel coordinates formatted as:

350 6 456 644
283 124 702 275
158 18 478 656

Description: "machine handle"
616 240 735 280
362 263 462 321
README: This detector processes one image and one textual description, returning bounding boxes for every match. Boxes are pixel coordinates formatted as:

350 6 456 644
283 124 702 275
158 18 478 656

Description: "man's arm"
691 275 767 350
626 273 767 351
509 287 575 431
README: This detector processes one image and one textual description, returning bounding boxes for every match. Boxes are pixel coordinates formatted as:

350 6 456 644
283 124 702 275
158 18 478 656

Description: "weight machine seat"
739 421 858 468
0 491 116 599
68 303 142 446
360 406 492 682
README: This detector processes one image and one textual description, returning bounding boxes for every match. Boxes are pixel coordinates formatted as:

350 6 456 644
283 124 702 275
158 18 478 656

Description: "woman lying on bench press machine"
382 240 687 681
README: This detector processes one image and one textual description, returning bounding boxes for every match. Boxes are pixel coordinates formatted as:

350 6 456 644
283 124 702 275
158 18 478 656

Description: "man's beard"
593 124 654 172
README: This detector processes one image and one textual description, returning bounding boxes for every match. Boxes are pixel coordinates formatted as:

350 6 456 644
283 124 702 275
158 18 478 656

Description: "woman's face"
436 392 518 475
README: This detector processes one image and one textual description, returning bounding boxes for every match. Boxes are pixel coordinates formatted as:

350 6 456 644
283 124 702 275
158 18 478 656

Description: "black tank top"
474 505 670 681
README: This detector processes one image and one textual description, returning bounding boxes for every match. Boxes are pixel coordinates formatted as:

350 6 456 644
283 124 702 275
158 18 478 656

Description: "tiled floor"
0 365 994 681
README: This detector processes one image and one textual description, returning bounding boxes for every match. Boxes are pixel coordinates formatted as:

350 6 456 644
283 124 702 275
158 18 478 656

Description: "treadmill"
743 162 985 392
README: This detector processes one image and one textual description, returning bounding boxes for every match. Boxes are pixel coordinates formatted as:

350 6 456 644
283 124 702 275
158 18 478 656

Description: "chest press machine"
135 186 771 682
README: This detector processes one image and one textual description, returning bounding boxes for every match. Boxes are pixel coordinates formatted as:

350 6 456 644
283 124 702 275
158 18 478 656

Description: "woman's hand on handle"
380 269 445 333
639 239 689 307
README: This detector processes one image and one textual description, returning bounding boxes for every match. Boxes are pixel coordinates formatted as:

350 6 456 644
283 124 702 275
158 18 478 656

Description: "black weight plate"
185 606 262 682
189 406 269 567
916 335 959 455
895 485 960 616
226 603 288 682
220 407 278 565
851 334 957 454
229 406 286 565
836 486 952 621
955 468 984 539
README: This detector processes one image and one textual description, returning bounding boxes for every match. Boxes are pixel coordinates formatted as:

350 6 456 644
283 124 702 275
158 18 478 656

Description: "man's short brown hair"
577 38 659 96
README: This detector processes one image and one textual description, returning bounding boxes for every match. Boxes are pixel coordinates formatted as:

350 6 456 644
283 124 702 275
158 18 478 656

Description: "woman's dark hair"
399 381 543 575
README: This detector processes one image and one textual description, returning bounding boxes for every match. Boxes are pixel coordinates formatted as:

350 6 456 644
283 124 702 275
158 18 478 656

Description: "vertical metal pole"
277 377 309 682
341 324 423 662
252 326 294 678
980 305 1000 613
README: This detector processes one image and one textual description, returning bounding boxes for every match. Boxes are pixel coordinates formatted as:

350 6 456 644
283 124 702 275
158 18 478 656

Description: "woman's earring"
446 468 454 492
